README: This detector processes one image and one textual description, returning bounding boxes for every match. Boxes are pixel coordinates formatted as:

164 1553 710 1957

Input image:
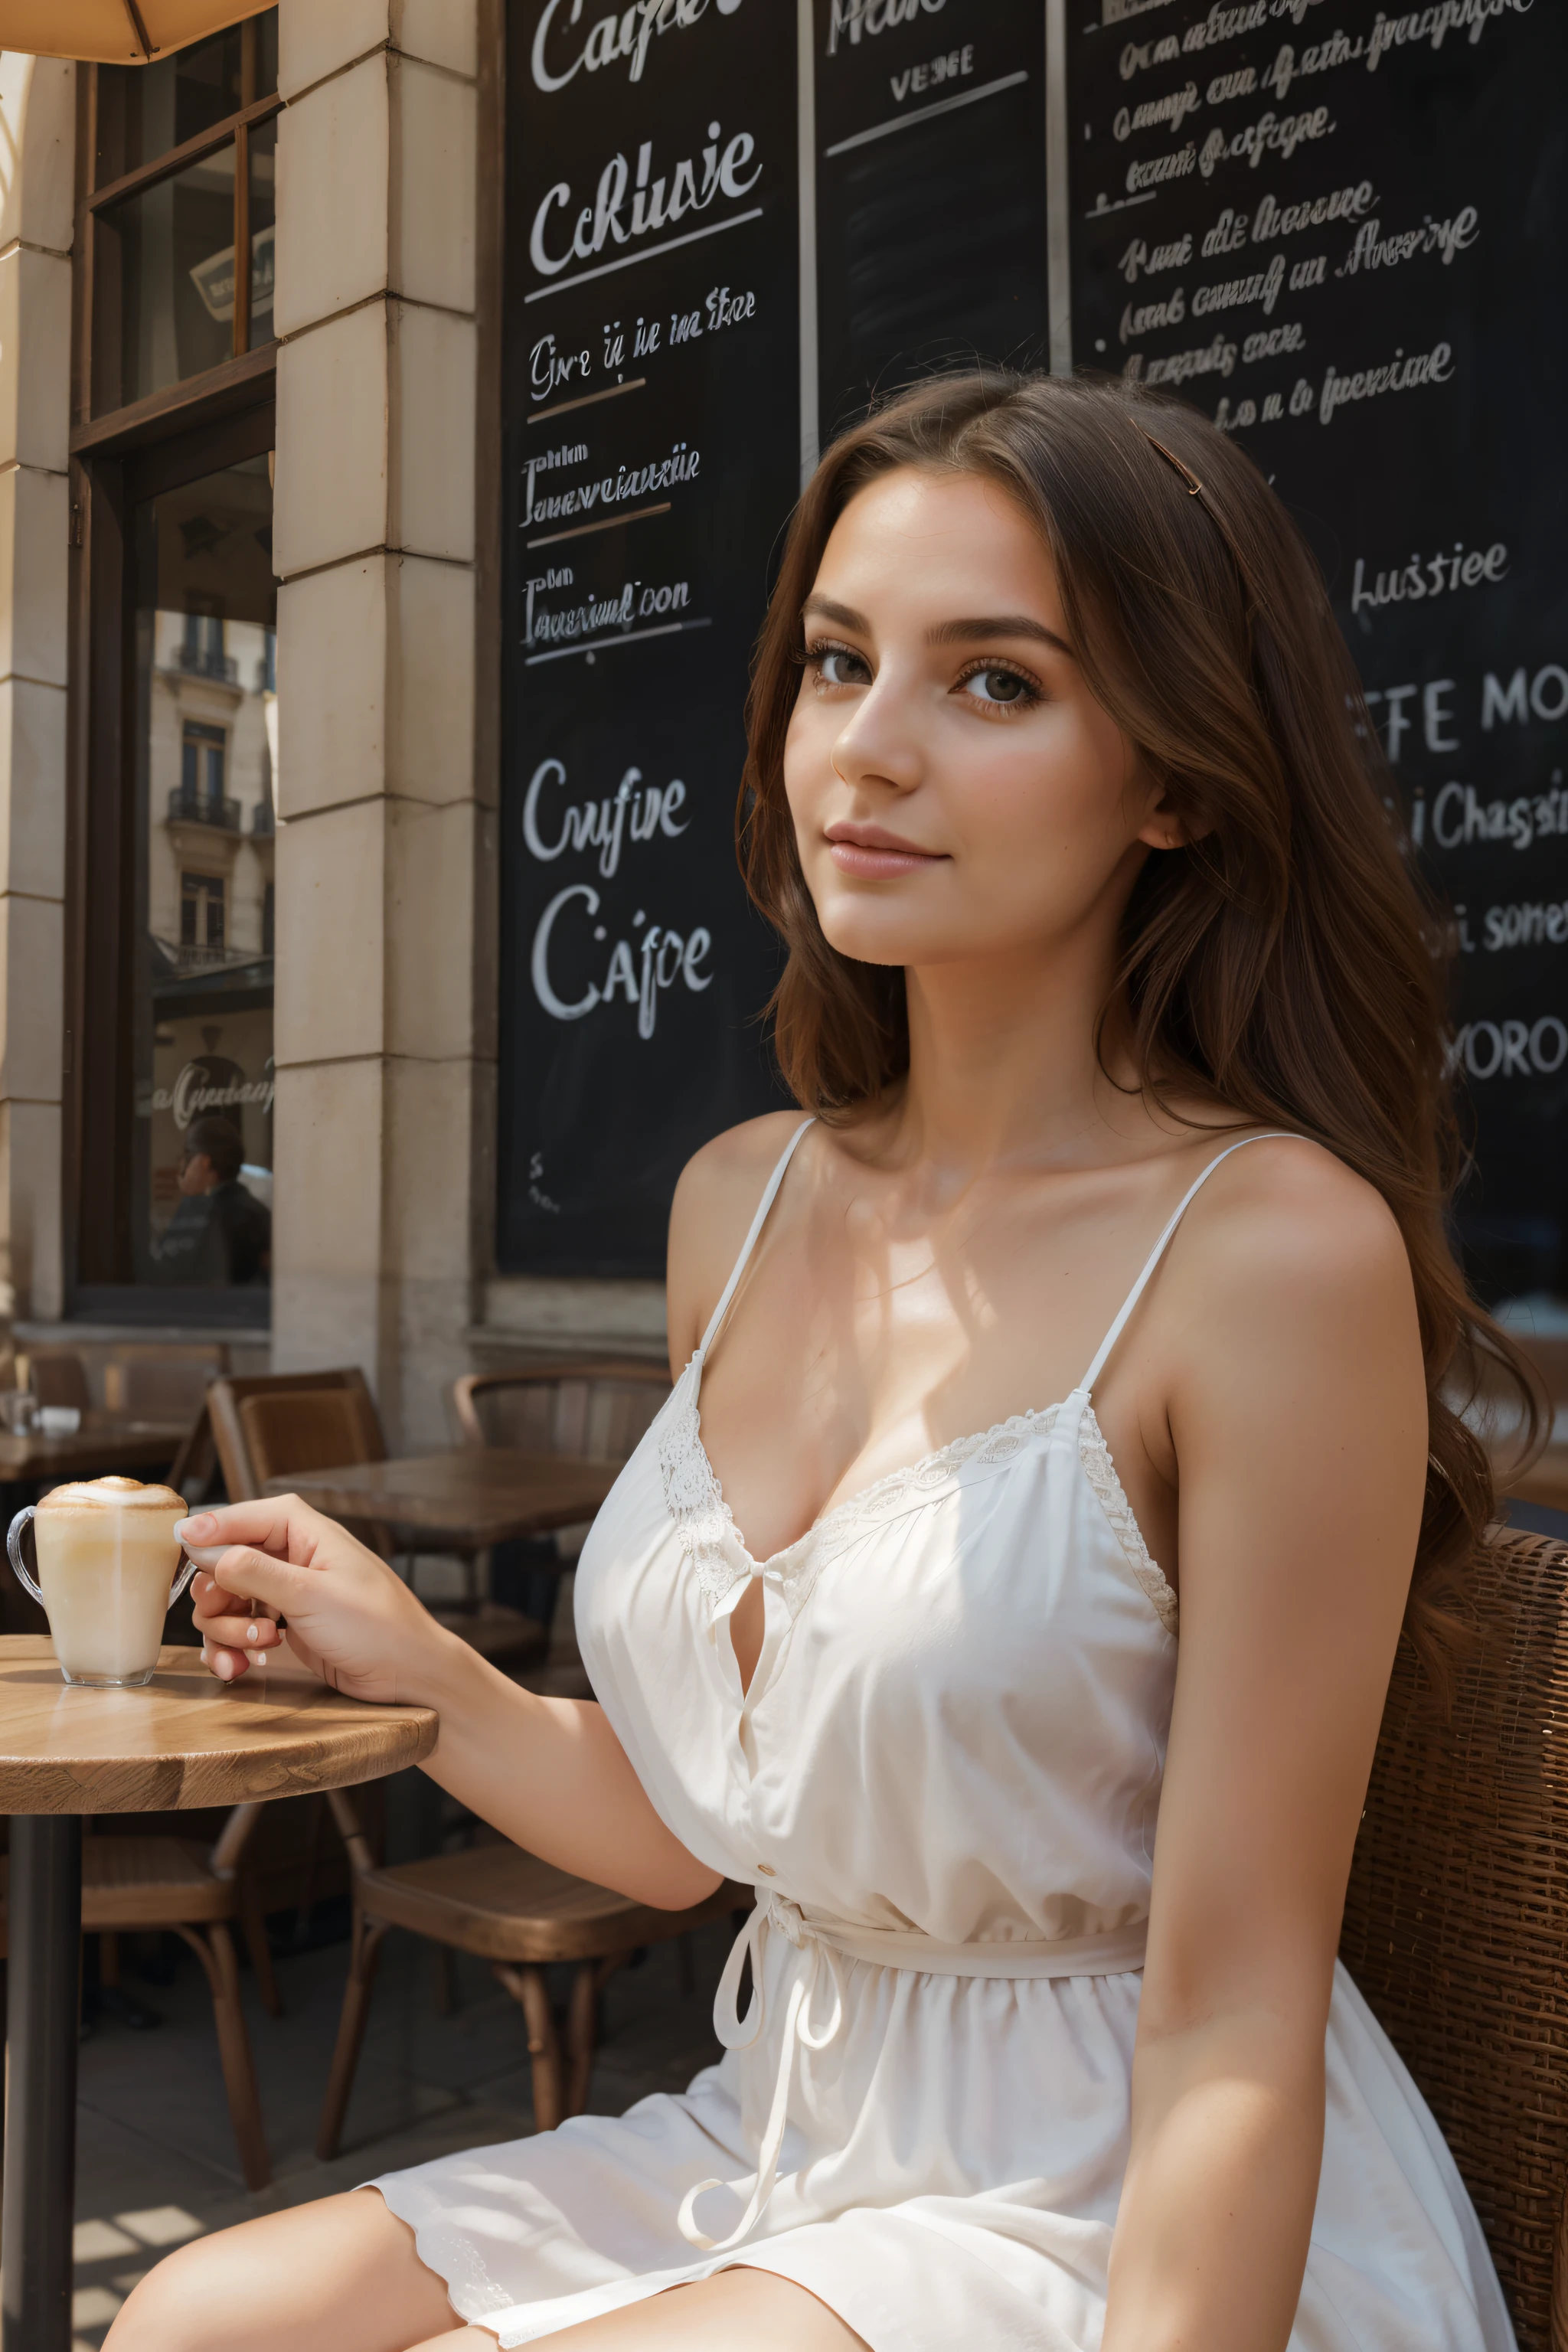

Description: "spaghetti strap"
1079 1132 1305 1396
696 1117 815 1362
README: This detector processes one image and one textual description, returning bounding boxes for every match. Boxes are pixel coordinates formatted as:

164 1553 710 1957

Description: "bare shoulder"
665 1112 812 1369
1161 1132 1421 1413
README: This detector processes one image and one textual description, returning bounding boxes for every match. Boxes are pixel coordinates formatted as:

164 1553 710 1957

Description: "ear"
1134 766 1207 853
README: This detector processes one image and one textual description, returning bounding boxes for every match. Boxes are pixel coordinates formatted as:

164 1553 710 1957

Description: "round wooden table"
0 1637 437 2352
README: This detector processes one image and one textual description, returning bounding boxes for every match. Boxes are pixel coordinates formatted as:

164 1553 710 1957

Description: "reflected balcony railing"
251 802 276 837
167 784 241 830
174 643 240 684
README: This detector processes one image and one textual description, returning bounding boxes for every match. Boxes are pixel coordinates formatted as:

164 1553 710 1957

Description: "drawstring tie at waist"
677 1891 1148 2253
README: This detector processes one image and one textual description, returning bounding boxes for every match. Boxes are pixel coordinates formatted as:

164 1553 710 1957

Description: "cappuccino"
9 1478 191 1686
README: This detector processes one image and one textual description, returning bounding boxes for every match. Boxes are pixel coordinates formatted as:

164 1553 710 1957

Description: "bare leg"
103 2190 469 2352
103 2189 871 2352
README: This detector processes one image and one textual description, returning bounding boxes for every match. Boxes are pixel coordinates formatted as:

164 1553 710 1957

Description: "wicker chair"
1340 1527 1568 2348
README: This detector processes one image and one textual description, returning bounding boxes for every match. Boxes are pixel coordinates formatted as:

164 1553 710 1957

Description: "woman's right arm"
184 1495 721 1910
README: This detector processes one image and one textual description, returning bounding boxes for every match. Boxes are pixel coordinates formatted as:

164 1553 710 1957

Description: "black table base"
3 1817 81 2352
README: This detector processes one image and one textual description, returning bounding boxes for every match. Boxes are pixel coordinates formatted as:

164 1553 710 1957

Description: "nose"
830 662 924 797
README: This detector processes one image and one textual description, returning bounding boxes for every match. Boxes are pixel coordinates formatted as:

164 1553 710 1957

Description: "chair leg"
433 1942 459 2016
100 1931 119 1990
176 1922 271 2191
563 1957 622 2119
495 1962 564 2133
315 1912 390 2161
238 1865 283 2020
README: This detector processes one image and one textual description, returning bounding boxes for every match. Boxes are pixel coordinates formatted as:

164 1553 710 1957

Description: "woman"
109 371 1525 2352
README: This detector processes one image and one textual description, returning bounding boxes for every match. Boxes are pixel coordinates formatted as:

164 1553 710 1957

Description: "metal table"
0 1637 436 2352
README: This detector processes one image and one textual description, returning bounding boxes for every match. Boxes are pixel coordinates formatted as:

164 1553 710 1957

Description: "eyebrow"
801 595 1073 660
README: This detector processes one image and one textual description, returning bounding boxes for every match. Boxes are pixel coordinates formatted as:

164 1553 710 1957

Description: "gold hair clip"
1139 429 1204 498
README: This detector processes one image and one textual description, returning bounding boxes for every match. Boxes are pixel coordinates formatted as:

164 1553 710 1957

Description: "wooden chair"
103 1346 224 1421
452 1360 671 1465
315 1787 748 2154
26 1351 91 1415
207 1370 547 1672
1340 1527 1568 2347
0 1804 278 2189
451 1361 671 1700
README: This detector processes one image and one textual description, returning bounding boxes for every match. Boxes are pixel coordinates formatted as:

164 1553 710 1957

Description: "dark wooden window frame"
65 35 279 1330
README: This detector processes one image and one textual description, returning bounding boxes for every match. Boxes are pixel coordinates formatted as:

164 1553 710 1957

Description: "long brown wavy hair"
737 368 1538 1688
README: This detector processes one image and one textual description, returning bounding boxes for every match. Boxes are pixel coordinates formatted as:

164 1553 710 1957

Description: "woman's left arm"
1102 1147 1429 2352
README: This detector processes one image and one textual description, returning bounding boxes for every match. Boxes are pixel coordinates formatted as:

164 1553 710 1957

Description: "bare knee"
103 2188 452 2352
103 2226 240 2352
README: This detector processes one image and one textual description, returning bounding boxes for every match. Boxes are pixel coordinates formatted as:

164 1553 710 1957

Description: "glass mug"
6 1477 195 1687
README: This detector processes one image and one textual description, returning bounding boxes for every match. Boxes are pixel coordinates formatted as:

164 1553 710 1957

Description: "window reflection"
109 143 238 405
248 116 276 348
132 456 276 1290
119 24 246 172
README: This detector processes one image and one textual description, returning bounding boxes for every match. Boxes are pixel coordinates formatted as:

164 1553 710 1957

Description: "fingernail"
176 1514 215 1540
256 1650 268 1667
201 1645 211 1664
247 1623 258 1644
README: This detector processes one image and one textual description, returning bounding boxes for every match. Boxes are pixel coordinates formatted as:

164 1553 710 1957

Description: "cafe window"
70 13 279 1323
88 14 279 416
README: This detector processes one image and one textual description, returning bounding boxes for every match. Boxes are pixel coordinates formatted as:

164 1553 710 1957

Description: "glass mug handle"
5 1505 41 1606
5 1509 198 1609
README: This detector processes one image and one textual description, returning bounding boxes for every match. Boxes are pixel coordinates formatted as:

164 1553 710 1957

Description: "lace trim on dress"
1079 1405 1179 1638
657 1370 1065 1610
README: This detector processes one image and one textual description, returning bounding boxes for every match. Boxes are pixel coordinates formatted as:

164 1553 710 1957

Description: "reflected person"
154 1115 270 1286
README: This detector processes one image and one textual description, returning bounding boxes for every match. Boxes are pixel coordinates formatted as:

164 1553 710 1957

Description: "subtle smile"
825 822 948 880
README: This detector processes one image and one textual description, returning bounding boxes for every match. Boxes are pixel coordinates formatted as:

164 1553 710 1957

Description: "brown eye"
959 665 1036 709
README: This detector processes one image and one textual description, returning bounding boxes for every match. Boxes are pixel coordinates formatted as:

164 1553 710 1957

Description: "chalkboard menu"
1067 0 1568 1306
503 0 1568 1308
812 0 1048 439
498 0 800 1276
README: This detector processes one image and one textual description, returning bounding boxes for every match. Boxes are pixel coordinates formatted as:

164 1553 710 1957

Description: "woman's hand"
181 1496 454 1705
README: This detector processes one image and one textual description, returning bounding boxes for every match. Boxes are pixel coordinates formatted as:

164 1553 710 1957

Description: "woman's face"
782 466 1183 974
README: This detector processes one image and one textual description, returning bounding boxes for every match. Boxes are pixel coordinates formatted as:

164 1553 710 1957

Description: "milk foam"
34 1477 186 1682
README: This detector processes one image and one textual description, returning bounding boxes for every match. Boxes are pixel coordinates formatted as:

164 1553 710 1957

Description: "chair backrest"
1340 1528 1568 2346
237 1387 386 1494
104 1354 220 1420
208 1369 383 1501
452 1362 670 1465
28 1351 91 1413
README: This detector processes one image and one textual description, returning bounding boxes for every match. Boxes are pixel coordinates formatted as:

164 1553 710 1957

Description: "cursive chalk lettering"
1351 541 1508 614
828 0 948 54
1192 250 1286 316
1124 331 1238 385
526 440 700 528
1318 339 1452 423
1483 900 1568 952
1199 103 1334 176
1249 179 1376 240
1337 204 1478 275
1368 0 1534 70
531 883 714 1038
1115 81 1201 139
524 758 691 878
1432 778 1568 854
532 0 747 95
1126 142 1197 193
1119 232 1194 282
530 122 761 281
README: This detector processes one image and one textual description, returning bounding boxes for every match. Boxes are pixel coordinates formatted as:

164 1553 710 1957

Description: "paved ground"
69 1906 736 2348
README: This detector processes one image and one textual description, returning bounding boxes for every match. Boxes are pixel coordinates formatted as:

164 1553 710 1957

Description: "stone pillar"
0 57 74 1331
272 2 483 1442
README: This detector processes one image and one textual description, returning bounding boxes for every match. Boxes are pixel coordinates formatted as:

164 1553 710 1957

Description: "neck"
890 931 1148 1177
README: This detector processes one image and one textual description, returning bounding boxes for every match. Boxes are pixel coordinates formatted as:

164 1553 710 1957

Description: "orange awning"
0 1 263 64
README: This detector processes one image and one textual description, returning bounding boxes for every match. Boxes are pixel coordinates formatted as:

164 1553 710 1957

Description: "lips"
824 823 945 880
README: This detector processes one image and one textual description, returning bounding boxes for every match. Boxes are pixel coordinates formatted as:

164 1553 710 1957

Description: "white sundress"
375 1122 1516 2351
